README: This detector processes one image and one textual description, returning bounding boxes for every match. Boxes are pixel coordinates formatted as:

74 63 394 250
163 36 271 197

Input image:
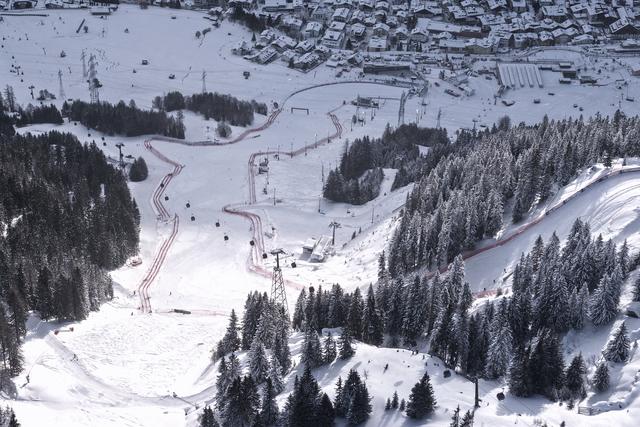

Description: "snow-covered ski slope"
3 4 640 426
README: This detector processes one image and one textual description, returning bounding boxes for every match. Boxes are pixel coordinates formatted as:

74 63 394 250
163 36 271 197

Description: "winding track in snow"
39 81 640 416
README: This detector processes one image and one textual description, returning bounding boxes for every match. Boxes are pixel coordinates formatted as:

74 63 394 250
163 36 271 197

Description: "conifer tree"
200 406 219 427
286 367 323 426
128 157 149 182
338 329 355 359
449 406 460 427
215 357 229 410
317 393 335 426
508 347 531 397
347 288 364 340
301 329 323 368
267 356 285 394
249 337 269 383
589 274 619 326
460 411 474 427
222 376 260 427
292 289 306 331
405 372 436 419
592 361 610 392
362 284 383 346
603 322 630 363
215 309 241 360
565 353 586 399
323 332 337 364
347 381 372 425
258 379 280 426
485 305 512 379
391 390 399 409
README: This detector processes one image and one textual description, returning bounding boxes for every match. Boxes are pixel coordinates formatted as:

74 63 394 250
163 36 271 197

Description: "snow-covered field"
3 5 640 426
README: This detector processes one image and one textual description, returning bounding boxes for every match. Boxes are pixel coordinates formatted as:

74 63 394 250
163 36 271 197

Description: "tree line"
388 111 640 276
0 129 140 382
62 100 185 139
206 285 448 426
323 124 449 205
154 91 267 128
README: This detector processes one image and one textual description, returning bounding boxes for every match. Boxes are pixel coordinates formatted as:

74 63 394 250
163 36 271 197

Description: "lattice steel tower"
270 249 289 318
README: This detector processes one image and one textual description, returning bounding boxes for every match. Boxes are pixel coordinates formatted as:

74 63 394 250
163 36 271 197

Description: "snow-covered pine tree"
484 302 512 379
362 284 383 346
338 329 355 359
592 361 610 392
305 287 318 332
334 377 346 417
508 347 531 397
222 376 260 427
385 279 405 345
285 367 323 426
564 353 586 400
460 410 474 427
391 390 399 409
347 287 364 340
254 307 276 349
301 329 323 368
215 357 229 410
323 332 337 364
527 329 565 399
449 406 460 427
214 309 241 360
328 284 346 328
572 284 589 330
199 406 219 427
405 371 436 419
346 381 372 425
317 393 335 426
267 356 285 394
272 322 292 375
248 337 269 383
589 273 619 326
452 306 470 371
292 289 306 331
603 322 630 363
258 378 279 426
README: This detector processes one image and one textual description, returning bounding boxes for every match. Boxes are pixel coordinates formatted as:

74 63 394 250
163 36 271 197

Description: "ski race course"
138 107 346 313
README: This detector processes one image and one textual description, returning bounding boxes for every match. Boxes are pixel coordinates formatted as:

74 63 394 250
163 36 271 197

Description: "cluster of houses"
217 0 640 62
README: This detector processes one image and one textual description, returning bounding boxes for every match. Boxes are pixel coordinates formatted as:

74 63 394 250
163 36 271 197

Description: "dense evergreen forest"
62 99 185 138
154 91 268 127
15 104 63 127
0 126 140 381
388 111 640 276
323 124 449 204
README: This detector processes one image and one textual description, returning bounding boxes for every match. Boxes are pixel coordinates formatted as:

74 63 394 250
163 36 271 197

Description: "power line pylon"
270 249 289 318
58 69 65 100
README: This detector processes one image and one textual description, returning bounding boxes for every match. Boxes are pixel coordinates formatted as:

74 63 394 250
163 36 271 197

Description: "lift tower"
270 248 289 318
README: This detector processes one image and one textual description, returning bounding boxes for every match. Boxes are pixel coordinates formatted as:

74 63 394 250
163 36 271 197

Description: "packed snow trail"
136 140 184 313
429 165 640 299
136 107 292 312
222 111 343 290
